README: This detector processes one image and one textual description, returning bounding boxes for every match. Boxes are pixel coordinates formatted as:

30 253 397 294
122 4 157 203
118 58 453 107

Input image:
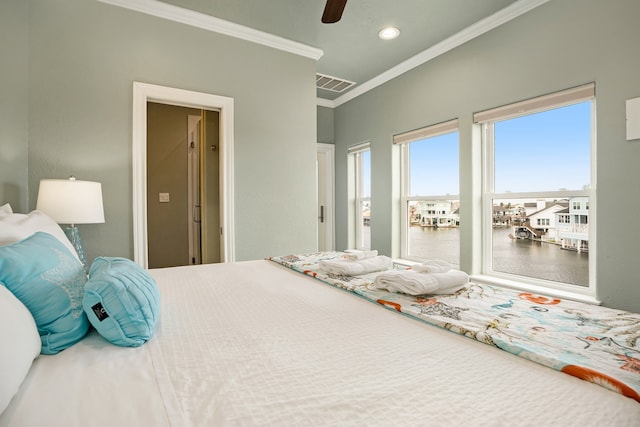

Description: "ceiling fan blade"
322 0 348 24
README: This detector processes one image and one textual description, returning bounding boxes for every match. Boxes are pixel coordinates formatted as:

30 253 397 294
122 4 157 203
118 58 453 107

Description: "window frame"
397 119 460 263
348 141 371 250
476 83 597 299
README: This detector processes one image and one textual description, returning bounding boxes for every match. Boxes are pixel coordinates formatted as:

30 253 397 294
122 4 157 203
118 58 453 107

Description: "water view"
408 226 589 286
360 220 589 287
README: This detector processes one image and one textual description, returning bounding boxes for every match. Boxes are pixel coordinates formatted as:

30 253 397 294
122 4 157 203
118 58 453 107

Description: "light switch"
159 193 170 203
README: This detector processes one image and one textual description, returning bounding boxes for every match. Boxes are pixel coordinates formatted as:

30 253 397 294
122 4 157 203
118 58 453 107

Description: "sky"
409 131 459 196
362 150 371 197
406 101 591 196
494 101 591 193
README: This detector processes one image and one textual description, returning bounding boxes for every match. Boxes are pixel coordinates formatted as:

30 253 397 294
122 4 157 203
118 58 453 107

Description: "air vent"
316 73 355 93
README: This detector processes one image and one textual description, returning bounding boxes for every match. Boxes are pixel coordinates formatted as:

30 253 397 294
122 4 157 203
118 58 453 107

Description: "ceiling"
110 0 548 106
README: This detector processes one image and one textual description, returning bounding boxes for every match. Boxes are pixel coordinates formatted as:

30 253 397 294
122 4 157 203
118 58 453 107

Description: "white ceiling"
104 0 549 106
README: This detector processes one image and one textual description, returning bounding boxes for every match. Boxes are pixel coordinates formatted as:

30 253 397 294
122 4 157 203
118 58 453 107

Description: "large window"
397 119 459 264
348 142 371 250
475 83 595 293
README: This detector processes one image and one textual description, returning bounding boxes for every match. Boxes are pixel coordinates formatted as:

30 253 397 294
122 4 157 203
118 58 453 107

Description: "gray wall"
317 106 335 144
0 1 29 212
333 0 640 312
10 0 318 262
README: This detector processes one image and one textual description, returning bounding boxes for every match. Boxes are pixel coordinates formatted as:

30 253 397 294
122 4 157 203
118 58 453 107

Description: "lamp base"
64 225 89 273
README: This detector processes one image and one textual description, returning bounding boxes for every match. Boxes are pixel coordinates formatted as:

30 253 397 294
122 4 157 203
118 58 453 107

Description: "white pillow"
0 284 41 414
0 203 12 215
0 210 80 261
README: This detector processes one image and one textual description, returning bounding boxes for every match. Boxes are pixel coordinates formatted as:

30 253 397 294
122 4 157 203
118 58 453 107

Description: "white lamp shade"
36 179 105 225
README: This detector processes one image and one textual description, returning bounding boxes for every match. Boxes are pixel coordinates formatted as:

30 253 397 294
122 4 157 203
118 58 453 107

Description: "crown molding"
97 0 324 60
330 0 550 108
96 0 547 108
316 97 335 109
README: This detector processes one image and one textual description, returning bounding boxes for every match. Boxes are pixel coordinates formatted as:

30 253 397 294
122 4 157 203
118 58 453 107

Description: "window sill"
392 259 600 306
392 258 421 268
470 274 601 306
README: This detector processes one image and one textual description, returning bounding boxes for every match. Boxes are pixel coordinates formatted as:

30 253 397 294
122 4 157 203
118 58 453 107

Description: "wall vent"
316 73 355 93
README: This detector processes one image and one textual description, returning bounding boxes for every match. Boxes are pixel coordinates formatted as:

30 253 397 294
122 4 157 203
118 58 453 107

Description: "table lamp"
36 176 105 272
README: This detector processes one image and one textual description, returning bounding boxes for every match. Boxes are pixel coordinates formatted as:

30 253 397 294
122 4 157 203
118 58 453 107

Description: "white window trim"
348 141 371 250
397 119 459 262
476 83 597 302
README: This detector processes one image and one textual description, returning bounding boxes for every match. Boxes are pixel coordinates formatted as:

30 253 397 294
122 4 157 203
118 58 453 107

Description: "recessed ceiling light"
378 27 400 40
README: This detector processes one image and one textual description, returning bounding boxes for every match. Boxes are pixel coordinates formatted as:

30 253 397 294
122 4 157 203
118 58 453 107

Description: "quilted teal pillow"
0 232 90 354
83 257 160 347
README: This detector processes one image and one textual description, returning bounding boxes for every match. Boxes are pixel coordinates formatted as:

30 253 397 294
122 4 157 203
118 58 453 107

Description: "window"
475 83 595 292
558 214 570 224
348 142 371 250
396 119 459 264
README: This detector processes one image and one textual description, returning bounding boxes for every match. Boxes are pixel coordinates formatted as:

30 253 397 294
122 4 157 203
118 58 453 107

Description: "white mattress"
3 260 640 426
0 331 179 427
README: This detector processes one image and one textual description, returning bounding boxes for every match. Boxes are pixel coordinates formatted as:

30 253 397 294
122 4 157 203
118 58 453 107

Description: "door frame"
317 143 335 251
132 82 235 267
187 114 202 265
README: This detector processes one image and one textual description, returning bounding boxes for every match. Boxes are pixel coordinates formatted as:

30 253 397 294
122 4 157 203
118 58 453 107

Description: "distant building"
556 196 589 252
512 200 567 240
411 200 459 228
511 198 589 252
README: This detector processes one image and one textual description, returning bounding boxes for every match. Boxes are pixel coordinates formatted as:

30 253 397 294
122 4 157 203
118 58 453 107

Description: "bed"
1 208 640 426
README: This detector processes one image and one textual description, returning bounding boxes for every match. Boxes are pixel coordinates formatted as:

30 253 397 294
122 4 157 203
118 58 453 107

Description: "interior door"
316 143 335 251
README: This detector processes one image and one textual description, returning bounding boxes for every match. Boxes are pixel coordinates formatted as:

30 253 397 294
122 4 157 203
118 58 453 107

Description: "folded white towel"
342 249 378 261
319 255 392 276
374 269 469 295
411 259 452 274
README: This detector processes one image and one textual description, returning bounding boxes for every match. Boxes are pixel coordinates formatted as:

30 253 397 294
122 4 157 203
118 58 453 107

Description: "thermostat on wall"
627 97 640 141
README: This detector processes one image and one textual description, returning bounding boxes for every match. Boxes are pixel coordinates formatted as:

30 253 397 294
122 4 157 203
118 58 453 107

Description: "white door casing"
132 82 235 267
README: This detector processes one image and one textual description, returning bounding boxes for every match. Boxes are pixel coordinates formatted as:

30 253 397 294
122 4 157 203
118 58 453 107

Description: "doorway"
146 103 220 268
131 82 235 268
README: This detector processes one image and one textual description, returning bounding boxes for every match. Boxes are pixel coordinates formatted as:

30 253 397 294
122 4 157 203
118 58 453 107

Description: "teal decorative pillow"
0 232 90 354
83 257 160 347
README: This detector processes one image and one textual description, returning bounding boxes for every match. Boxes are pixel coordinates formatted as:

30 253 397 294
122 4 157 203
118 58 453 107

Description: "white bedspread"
3 260 639 426
151 261 640 426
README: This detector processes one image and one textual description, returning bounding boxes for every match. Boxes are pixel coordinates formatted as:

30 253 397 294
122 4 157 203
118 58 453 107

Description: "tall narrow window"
396 119 459 264
475 83 595 293
348 142 371 250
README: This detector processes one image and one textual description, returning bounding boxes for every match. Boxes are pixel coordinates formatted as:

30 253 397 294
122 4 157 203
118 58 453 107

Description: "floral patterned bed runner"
268 252 640 403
